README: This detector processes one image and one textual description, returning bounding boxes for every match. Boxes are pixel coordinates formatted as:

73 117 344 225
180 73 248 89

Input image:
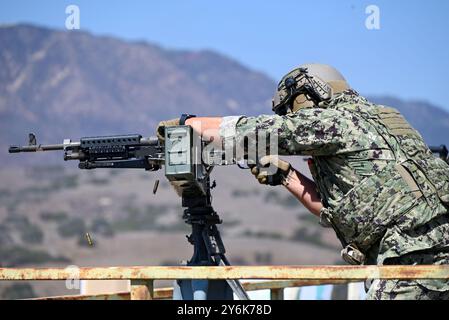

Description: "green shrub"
40 211 68 222
1 283 36 299
0 225 13 246
47 174 79 190
113 210 157 231
232 188 260 197
242 229 283 240
254 251 273 264
290 226 334 249
19 223 44 244
5 214 28 226
221 219 241 228
112 205 167 232
232 189 249 197
159 260 181 266
57 217 86 238
108 169 121 177
297 213 319 223
264 190 298 208
157 221 189 233
5 214 44 244
281 194 300 208
91 217 114 237
0 246 69 267
88 177 110 185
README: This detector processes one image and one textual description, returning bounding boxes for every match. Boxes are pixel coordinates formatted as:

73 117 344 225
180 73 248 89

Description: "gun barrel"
140 136 160 146
8 144 64 153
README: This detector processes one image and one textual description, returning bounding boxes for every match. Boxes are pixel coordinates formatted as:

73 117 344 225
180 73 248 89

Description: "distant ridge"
1 24 448 163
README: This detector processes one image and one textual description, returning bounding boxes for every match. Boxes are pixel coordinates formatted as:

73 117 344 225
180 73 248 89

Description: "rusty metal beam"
270 288 284 300
31 292 131 300
130 280 154 300
241 279 352 291
31 288 174 300
30 280 353 300
1 265 448 281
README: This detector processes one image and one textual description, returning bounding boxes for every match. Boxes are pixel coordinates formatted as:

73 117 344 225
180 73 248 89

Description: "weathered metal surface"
31 288 174 300
31 292 131 300
29 280 352 300
270 288 284 300
130 280 154 300
152 287 173 300
1 265 448 281
241 279 351 291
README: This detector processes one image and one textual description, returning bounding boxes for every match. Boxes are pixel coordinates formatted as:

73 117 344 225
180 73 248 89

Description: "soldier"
157 64 449 300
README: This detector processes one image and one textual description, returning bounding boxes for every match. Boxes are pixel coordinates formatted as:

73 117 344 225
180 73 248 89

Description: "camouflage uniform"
219 89 449 300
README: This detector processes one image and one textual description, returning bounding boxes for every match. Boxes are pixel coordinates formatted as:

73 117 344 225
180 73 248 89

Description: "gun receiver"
8 127 219 199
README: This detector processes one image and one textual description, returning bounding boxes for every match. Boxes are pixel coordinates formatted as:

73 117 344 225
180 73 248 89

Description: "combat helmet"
272 63 350 115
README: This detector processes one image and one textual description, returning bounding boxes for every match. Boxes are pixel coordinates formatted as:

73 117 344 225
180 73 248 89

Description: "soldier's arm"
185 117 223 143
283 168 323 217
186 115 325 216
186 108 346 156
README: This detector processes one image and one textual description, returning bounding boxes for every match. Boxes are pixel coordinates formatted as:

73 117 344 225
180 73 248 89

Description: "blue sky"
1 0 449 110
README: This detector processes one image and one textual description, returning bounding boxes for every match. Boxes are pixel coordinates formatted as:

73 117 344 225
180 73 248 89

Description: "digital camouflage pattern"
366 250 449 299
219 89 449 299
366 278 449 300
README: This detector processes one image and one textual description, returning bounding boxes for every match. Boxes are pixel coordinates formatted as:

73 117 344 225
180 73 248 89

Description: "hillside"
1 24 449 163
0 24 274 163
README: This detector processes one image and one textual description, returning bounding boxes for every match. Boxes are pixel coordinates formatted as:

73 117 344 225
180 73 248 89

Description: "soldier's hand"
250 155 292 186
156 118 180 142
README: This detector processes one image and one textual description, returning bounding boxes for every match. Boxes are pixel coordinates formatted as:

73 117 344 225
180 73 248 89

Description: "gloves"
250 155 292 186
156 118 180 142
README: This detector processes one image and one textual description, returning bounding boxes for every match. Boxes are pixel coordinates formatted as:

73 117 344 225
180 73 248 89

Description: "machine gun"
8 127 248 300
9 133 164 169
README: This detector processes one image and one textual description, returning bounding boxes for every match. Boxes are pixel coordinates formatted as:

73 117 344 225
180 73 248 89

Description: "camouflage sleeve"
219 108 348 157
219 116 244 141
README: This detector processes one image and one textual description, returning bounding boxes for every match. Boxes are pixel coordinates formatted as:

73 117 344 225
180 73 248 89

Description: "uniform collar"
321 89 364 108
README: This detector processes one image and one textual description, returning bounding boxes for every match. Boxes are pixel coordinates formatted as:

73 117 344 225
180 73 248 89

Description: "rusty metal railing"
0 265 448 300
30 280 351 300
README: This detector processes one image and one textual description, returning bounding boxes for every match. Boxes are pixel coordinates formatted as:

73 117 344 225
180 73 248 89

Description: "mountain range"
1 24 448 162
